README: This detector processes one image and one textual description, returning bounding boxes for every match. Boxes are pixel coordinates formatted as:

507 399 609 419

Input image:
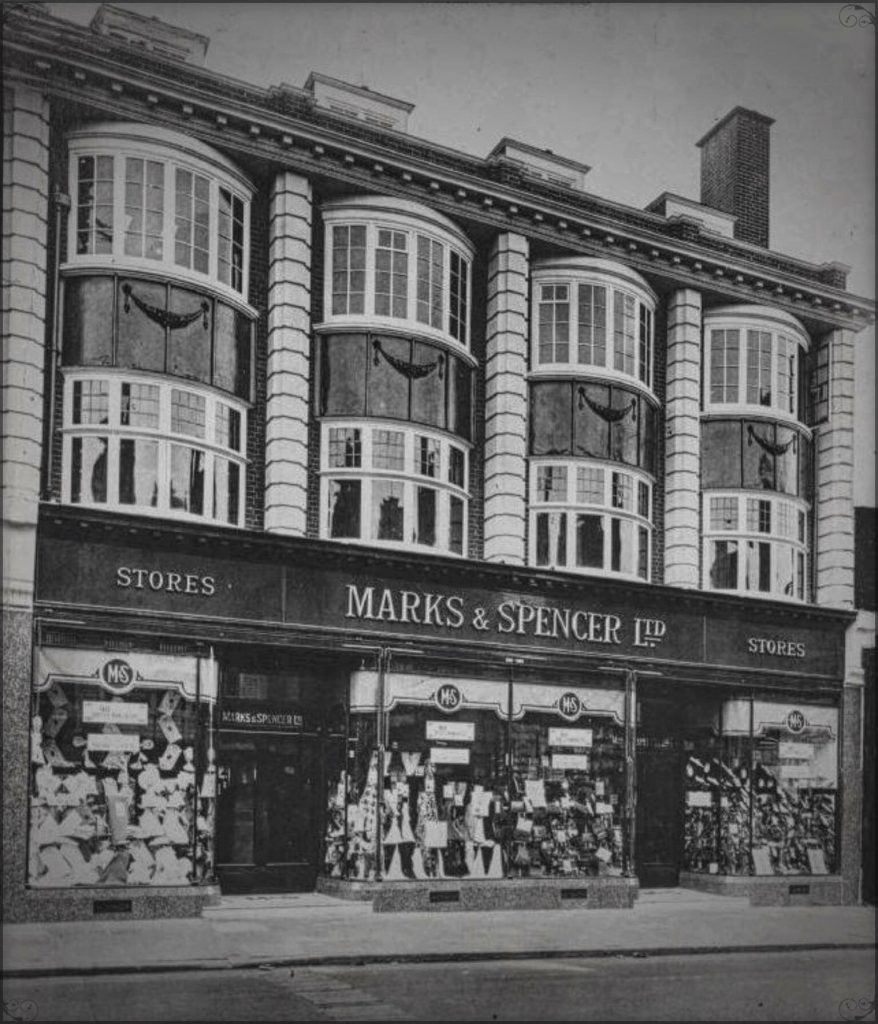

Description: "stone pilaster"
664 289 702 588
264 172 312 535
483 232 528 565
2 83 50 924
814 329 855 608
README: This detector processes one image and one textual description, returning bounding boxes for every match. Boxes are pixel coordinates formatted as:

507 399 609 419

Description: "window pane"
573 383 609 459
702 421 743 489
609 392 638 465
611 472 632 510
577 284 606 366
169 445 205 514
70 436 108 503
746 499 771 533
610 517 632 573
410 340 446 428
215 404 241 452
373 480 405 541
536 511 567 567
745 540 771 592
213 457 241 525
637 481 650 519
214 302 252 399
167 288 211 385
575 514 603 568
328 479 361 538
417 436 439 477
746 330 772 406
372 429 404 470
374 230 407 318
774 544 796 599
331 225 367 316
446 355 473 441
530 382 572 456
328 427 361 468
171 390 206 438
743 421 776 490
449 251 468 343
775 427 798 496
72 380 109 425
576 466 604 504
121 382 159 428
638 306 652 385
538 284 570 363
448 446 465 487
709 496 738 531
320 335 367 416
119 438 158 507
710 330 740 404
640 400 658 475
449 495 464 554
367 336 410 420
637 526 649 580
415 486 437 546
709 540 738 590
62 277 115 367
613 292 636 375
536 464 567 501
117 279 166 372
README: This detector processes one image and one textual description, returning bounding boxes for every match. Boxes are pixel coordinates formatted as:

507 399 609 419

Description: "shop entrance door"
635 698 684 888
215 735 321 893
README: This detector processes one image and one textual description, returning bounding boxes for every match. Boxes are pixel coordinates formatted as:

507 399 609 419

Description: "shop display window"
29 648 217 889
322 671 626 883
681 698 837 877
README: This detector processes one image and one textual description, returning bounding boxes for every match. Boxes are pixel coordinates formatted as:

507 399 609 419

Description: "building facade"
2 3 875 921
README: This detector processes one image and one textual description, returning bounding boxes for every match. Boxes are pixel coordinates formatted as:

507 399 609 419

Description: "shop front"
30 507 852 916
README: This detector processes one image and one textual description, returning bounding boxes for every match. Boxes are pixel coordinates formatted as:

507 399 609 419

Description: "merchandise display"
29 680 216 888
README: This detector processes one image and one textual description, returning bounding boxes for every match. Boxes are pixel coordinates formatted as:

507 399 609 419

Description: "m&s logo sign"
434 683 462 713
100 659 134 692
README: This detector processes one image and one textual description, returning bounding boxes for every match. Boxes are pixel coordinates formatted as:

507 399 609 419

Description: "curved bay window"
321 197 474 354
67 124 252 301
531 258 656 392
321 423 469 556
703 307 809 421
703 493 808 600
62 370 247 526
529 460 653 580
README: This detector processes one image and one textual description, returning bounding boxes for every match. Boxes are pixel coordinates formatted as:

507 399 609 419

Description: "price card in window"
86 732 141 753
426 721 475 742
548 728 593 748
551 753 589 770
779 763 813 779
686 790 713 808
779 742 814 760
83 701 148 727
430 747 470 765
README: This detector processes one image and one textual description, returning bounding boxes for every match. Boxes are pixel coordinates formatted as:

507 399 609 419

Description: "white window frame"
66 125 253 305
320 420 471 556
702 491 809 602
321 198 475 357
703 309 809 423
530 260 656 395
528 457 654 581
61 368 248 528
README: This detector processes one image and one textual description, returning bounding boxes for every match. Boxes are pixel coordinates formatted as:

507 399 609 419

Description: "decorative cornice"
3 6 875 332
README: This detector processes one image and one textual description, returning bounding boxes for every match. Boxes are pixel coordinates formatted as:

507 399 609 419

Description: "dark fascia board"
3 8 875 326
36 503 857 630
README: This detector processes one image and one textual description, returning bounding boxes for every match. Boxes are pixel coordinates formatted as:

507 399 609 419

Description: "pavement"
1 888 875 979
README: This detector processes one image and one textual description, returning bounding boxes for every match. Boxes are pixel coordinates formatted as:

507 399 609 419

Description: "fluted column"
664 288 702 588
483 232 529 564
264 171 312 535
814 328 855 608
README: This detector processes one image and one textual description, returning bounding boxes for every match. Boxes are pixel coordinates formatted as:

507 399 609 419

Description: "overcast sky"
48 1 876 502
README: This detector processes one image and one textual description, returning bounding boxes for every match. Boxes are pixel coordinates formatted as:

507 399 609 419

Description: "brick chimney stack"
697 107 774 248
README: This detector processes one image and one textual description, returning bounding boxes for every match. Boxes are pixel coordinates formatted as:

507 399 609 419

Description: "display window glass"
322 670 626 883
681 697 838 877
28 647 217 889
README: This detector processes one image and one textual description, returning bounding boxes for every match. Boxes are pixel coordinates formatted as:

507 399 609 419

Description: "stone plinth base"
679 871 844 906
13 884 222 922
320 876 638 912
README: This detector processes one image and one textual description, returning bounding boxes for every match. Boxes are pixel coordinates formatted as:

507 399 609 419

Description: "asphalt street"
2 948 875 1023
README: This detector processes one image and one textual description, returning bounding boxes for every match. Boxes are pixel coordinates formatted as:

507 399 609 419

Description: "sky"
48 1 876 502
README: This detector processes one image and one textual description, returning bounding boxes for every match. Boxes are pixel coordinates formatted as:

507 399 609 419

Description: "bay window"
62 372 247 527
703 493 808 601
322 197 474 353
322 425 470 556
67 124 252 301
529 461 653 580
531 259 656 391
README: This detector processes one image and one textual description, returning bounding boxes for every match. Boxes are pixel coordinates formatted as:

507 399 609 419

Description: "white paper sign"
426 720 475 742
83 701 148 726
430 747 470 765
548 727 593 748
551 753 589 770
779 742 814 760
86 732 141 753
686 790 713 808
779 763 813 779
